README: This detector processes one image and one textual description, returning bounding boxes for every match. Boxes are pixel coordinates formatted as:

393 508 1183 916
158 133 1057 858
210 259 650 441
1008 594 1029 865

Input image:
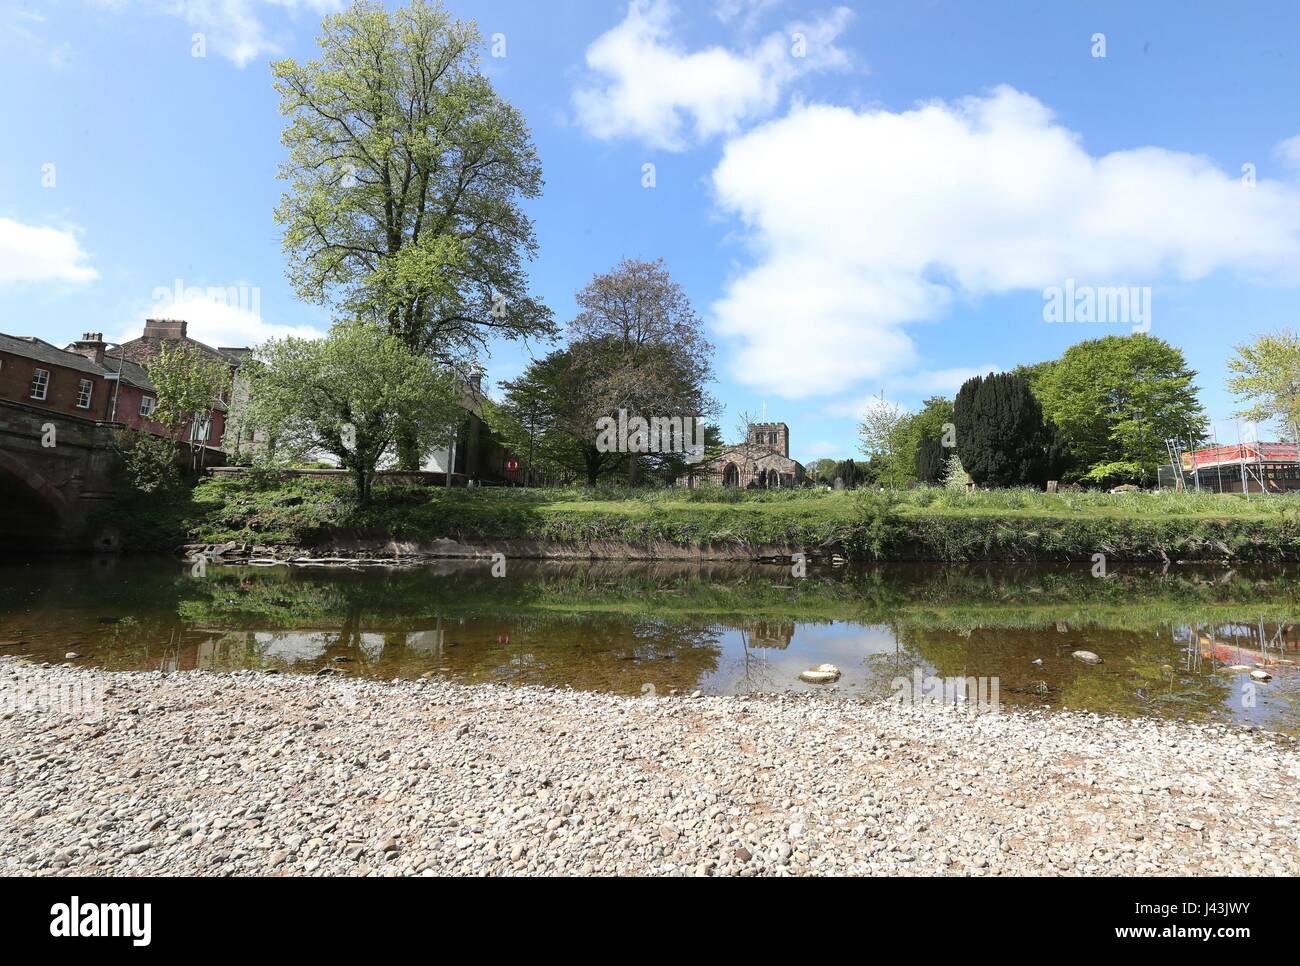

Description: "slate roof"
709 445 803 471
0 333 106 376
101 354 156 392
120 334 246 366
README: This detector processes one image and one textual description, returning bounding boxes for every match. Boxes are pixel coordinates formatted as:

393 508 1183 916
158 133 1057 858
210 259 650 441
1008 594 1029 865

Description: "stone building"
419 373 512 484
1 326 238 456
1 333 113 421
685 421 805 488
112 319 247 453
741 620 796 648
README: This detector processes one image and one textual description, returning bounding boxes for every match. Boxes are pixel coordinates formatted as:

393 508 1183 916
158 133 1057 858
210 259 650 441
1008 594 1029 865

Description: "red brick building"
104 320 246 450
0 321 246 454
0 333 110 420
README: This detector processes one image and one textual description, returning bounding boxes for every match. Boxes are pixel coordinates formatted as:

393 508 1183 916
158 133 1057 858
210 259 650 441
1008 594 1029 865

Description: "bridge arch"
0 449 74 544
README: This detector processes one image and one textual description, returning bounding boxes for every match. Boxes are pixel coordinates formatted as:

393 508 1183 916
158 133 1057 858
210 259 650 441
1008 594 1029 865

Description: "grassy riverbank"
103 473 1300 561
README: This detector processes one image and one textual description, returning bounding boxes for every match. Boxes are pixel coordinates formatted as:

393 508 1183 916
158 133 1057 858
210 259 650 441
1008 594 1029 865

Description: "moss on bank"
100 474 1300 561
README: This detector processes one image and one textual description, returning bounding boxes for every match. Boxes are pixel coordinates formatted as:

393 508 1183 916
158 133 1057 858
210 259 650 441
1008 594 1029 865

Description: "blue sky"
4 0 1300 463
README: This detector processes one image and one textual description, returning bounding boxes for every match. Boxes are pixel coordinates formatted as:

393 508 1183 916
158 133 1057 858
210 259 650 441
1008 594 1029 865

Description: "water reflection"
0 557 1297 732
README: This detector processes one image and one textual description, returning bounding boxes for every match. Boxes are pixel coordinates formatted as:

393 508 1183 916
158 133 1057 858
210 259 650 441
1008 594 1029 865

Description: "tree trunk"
396 429 422 472
355 467 372 505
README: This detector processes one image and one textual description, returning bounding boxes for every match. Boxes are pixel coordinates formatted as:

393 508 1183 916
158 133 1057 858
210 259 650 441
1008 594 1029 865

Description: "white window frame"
75 378 94 409
139 395 157 418
190 414 212 443
30 368 50 401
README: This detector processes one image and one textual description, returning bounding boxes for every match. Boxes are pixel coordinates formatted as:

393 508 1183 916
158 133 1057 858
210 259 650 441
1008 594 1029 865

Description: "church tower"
749 422 789 458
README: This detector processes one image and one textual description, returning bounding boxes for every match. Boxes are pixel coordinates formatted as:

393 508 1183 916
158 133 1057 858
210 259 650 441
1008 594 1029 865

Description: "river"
2 557 1297 732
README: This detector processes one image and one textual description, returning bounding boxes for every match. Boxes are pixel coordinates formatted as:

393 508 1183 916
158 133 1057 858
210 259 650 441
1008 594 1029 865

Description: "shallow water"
2 557 1298 732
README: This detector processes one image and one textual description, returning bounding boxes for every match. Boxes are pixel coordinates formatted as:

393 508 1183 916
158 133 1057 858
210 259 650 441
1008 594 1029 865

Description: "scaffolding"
1163 438 1188 491
1161 442 1300 494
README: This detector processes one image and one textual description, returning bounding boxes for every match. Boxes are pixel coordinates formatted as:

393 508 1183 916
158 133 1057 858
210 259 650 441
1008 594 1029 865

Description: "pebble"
0 658 1296 877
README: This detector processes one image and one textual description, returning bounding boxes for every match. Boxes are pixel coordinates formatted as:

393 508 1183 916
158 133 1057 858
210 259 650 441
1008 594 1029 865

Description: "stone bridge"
0 400 122 551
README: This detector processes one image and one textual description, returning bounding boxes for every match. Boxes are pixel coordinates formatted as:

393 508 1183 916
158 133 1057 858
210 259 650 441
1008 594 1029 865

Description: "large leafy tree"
491 364 560 486
272 0 552 371
145 343 234 469
805 458 838 485
568 258 717 483
1226 328 1300 441
671 423 724 489
1033 334 1206 485
915 436 946 484
498 333 719 487
236 321 462 503
857 392 905 481
954 372 1057 487
835 459 873 489
498 343 623 485
885 395 954 485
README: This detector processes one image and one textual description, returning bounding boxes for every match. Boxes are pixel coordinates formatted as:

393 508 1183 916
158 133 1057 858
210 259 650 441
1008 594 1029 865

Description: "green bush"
114 429 182 495
844 490 905 560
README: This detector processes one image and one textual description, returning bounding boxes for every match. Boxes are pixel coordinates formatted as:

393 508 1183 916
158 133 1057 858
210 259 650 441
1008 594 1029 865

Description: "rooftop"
0 333 106 376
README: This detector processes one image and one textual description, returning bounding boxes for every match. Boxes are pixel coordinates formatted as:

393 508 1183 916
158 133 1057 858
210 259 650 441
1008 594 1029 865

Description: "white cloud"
906 365 1003 396
823 366 1001 419
825 390 900 421
712 86 1300 399
2 6 73 68
0 217 98 285
714 0 782 29
799 438 840 458
180 0 277 67
1275 134 1300 169
98 1 342 68
820 396 867 420
573 0 853 151
117 287 324 348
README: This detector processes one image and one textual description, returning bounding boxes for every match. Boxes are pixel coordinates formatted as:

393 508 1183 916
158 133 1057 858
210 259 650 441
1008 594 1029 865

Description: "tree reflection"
2 557 1297 729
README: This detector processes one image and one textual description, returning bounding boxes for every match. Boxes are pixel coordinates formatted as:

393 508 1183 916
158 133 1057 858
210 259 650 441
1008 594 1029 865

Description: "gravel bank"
2 659 1297 876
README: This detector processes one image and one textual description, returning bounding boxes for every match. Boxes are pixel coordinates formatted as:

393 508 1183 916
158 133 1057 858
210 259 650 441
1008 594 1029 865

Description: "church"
683 421 805 489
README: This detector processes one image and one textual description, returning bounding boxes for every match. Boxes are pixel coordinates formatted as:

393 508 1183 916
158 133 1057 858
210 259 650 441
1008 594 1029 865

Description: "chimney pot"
69 332 107 366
